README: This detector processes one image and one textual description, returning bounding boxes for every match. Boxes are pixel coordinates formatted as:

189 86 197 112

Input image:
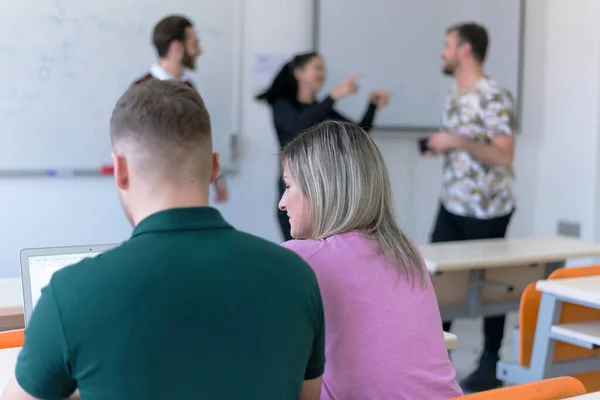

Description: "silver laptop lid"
19 244 117 326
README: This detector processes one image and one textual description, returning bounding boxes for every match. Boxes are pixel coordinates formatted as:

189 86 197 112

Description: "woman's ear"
292 66 302 81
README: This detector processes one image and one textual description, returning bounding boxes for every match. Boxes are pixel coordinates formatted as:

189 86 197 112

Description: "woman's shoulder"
272 97 297 108
280 239 324 261
281 233 367 262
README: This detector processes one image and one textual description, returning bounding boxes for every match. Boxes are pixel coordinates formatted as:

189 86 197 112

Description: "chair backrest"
450 376 586 399
0 329 24 349
519 265 600 392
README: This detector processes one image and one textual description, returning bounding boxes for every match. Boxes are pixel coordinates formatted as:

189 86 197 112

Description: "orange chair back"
519 265 600 392
450 376 586 399
0 329 24 349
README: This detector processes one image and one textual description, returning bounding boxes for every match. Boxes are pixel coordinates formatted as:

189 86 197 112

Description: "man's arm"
299 277 325 400
429 90 517 167
2 378 80 400
2 378 79 400
464 91 516 167
300 377 323 400
428 132 514 167
459 134 514 167
2 283 76 400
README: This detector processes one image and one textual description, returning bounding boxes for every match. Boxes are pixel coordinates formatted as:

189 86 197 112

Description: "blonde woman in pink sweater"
279 120 462 399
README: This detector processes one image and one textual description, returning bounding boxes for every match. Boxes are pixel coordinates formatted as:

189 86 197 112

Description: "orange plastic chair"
0 329 24 349
450 376 586 399
519 265 600 392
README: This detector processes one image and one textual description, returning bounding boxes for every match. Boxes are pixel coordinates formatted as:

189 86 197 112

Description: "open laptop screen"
28 252 101 310
20 244 117 326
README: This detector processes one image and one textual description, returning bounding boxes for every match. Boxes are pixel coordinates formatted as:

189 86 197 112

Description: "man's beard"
182 50 196 70
442 62 455 76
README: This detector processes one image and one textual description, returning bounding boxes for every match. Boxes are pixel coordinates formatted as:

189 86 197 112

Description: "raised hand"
427 131 464 154
370 90 390 108
331 75 361 99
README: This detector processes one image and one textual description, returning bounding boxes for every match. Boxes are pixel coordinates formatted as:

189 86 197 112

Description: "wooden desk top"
420 236 600 273
536 276 600 308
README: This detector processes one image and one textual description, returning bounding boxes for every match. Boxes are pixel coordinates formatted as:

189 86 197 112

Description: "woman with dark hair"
256 52 390 241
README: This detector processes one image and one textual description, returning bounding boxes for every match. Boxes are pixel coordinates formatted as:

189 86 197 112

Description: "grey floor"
451 311 518 382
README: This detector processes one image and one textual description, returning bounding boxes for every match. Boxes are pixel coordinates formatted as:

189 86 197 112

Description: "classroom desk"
0 278 23 332
419 236 600 322
444 331 457 350
497 275 600 385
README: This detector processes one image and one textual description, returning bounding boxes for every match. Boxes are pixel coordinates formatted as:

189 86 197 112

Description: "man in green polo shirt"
2 80 325 400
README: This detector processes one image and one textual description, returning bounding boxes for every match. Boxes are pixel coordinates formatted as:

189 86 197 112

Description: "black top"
272 95 377 148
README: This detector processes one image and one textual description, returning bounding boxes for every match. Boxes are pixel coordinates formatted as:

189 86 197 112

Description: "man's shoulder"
49 231 319 292
131 71 197 90
50 245 125 287
479 78 515 103
232 232 319 282
132 73 154 86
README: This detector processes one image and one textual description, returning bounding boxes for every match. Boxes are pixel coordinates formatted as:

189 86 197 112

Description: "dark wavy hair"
255 52 320 105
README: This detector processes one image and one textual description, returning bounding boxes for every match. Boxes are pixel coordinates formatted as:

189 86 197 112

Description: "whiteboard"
0 0 241 170
315 0 524 130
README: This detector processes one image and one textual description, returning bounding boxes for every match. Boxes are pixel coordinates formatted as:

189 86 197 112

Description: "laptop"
19 244 117 326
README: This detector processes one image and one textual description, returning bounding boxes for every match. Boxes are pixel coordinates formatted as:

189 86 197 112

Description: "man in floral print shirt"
426 22 517 394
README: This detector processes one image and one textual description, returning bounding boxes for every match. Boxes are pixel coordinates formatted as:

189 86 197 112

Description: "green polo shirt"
15 207 325 399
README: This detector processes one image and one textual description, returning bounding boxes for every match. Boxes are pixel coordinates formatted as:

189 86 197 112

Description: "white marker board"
315 0 524 130
0 0 242 170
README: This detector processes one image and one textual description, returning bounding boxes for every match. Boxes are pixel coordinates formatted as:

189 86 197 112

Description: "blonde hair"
281 120 426 289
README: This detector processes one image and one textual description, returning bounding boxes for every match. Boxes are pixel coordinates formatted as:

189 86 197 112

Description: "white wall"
533 0 600 240
2 0 600 279
1 179 130 278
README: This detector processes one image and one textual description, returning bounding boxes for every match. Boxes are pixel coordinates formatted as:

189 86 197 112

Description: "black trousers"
277 176 293 242
431 204 514 358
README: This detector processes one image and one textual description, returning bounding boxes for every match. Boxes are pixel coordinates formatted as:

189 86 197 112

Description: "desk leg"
466 269 485 317
528 293 562 380
544 261 565 278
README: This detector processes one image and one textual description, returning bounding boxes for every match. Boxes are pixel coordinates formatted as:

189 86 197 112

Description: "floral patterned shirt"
440 77 517 219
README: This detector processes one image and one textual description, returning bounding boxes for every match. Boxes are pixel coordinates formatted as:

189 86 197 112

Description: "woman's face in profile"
295 56 326 94
278 166 313 239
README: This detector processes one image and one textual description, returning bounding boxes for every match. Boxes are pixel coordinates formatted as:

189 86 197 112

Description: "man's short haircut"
153 15 193 58
110 79 212 179
447 22 489 64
